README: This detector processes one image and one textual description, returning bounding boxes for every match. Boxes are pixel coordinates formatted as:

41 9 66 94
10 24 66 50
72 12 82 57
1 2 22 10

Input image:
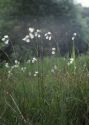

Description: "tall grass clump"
0 28 89 125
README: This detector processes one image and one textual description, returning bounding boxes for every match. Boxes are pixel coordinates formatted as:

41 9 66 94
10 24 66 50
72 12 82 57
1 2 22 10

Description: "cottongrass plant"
0 28 89 125
68 33 77 74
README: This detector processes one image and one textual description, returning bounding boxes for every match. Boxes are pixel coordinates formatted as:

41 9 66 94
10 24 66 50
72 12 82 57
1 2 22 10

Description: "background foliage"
0 0 89 61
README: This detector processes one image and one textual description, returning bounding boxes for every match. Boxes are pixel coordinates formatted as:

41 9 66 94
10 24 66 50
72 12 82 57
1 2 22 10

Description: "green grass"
0 56 89 125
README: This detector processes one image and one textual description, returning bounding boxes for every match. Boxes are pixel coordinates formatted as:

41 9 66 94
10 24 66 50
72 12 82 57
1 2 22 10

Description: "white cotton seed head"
4 40 9 45
38 34 41 38
15 60 20 65
54 65 57 70
70 58 74 62
46 36 49 39
4 35 9 38
51 69 55 73
29 27 34 33
5 63 9 68
48 32 52 35
35 71 38 74
73 33 77 36
35 32 38 37
67 58 74 66
45 33 48 37
29 33 34 39
33 57 37 61
26 39 30 43
32 58 37 63
52 51 55 55
37 29 41 32
34 74 37 77
52 48 56 51
22 35 30 42
2 37 6 41
72 37 75 41
27 60 31 63
49 36 52 40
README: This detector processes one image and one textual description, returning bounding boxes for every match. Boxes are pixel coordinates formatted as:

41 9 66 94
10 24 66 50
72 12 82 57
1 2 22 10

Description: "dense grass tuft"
0 56 89 125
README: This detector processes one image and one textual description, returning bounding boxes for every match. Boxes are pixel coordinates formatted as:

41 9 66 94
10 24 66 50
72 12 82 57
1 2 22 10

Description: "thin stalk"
10 94 27 124
72 40 76 74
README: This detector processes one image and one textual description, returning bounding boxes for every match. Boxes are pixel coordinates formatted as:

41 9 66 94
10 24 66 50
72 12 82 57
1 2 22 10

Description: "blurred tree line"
0 0 89 61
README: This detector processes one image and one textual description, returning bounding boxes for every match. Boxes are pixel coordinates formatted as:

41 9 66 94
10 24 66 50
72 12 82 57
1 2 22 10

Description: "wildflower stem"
10 94 27 124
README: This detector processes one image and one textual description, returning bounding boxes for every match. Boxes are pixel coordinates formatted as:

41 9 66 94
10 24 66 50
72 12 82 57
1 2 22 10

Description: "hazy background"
0 0 89 61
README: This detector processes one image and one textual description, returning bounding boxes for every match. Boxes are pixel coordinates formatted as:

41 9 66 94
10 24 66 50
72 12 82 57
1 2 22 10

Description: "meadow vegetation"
0 0 89 124
0 31 89 125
